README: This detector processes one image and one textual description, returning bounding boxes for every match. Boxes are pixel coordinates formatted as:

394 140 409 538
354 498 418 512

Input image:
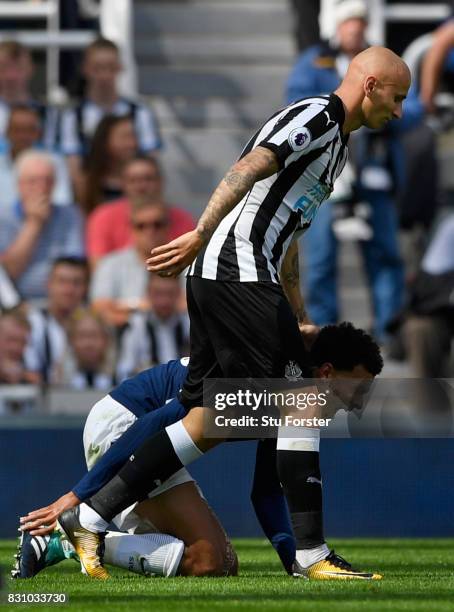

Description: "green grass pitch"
2 538 454 611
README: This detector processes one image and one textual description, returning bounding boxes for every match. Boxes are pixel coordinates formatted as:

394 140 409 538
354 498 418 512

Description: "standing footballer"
45 47 411 579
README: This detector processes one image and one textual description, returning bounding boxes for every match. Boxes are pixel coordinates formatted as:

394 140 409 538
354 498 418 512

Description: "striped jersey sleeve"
256 97 333 169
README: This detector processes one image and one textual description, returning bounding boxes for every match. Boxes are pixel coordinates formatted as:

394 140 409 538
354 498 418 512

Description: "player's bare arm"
147 146 279 277
196 145 279 242
280 241 319 348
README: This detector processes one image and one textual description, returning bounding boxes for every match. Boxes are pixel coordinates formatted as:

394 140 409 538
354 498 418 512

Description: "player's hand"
146 229 205 278
299 323 320 350
19 491 80 536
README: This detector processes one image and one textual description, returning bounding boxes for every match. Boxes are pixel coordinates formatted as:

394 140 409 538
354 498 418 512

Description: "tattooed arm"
147 146 279 276
196 146 279 243
280 240 319 348
280 240 308 324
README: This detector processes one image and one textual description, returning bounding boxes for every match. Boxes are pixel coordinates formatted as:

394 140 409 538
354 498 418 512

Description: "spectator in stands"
117 274 189 380
82 115 139 213
402 215 454 378
420 18 454 113
24 257 89 384
0 151 85 301
0 308 38 384
285 0 423 342
53 308 116 390
59 37 161 201
90 199 170 327
0 105 73 209
0 41 56 151
86 156 195 266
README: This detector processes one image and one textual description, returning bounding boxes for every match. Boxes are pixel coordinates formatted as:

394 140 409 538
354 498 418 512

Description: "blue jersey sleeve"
110 358 188 417
250 439 296 574
72 397 187 501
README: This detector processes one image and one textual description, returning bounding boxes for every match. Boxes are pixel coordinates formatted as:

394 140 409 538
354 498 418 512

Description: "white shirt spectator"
90 247 148 303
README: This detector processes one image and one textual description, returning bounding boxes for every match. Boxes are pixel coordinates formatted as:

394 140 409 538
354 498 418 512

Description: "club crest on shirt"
288 127 311 152
285 360 303 381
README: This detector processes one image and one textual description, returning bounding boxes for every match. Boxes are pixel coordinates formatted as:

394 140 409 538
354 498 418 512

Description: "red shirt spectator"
85 155 195 266
87 197 194 262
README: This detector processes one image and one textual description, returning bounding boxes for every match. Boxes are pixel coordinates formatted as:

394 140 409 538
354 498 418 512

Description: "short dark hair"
310 322 383 375
51 256 90 280
84 37 119 60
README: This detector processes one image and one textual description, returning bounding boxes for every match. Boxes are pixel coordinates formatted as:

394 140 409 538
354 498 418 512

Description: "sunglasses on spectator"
132 219 168 231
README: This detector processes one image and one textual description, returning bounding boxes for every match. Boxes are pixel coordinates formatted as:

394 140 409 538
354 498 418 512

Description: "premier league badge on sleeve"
288 127 311 152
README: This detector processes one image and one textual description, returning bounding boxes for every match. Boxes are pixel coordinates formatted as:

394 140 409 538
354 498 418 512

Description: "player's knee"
183 540 225 577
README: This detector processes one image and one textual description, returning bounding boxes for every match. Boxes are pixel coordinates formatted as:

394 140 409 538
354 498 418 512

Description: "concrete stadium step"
138 64 289 106
158 127 249 210
150 96 286 129
135 35 293 65
134 1 291 37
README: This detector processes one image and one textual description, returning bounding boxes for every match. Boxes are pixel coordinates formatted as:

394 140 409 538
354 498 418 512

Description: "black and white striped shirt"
188 93 349 283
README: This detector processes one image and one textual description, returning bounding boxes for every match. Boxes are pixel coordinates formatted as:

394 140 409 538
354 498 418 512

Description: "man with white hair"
0 151 84 301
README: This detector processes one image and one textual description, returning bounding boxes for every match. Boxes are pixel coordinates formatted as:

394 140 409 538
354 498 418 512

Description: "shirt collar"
328 92 346 126
329 93 349 144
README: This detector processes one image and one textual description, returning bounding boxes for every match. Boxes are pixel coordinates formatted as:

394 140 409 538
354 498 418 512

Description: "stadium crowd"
0 0 453 413
0 36 194 402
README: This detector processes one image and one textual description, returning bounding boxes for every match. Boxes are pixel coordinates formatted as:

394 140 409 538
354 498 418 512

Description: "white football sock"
78 503 110 533
296 543 330 569
166 420 203 465
103 531 185 577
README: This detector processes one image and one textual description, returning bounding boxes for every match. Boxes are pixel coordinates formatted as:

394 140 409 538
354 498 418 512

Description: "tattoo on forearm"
196 147 279 244
282 253 299 289
223 170 255 197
